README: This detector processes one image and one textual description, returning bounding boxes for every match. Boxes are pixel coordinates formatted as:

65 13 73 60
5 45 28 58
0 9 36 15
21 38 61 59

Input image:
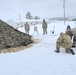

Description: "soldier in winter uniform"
42 19 47 35
55 32 75 55
25 22 30 34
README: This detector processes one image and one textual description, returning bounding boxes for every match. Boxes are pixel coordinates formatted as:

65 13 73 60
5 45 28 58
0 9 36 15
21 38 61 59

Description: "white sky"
0 0 76 21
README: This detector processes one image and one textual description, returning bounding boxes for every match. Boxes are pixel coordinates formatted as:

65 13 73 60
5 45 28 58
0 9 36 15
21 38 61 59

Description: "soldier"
25 22 30 34
55 32 75 55
42 19 47 35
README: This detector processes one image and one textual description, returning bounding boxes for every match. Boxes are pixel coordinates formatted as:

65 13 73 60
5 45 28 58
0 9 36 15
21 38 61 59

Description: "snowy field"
0 21 76 75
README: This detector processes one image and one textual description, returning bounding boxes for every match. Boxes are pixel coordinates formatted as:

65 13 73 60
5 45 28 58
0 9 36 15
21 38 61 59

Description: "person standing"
25 22 30 34
42 19 47 35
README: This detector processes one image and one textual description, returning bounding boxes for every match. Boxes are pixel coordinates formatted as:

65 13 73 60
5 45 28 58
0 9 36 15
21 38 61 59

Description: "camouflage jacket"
66 27 76 37
56 33 72 48
25 24 30 31
42 22 47 29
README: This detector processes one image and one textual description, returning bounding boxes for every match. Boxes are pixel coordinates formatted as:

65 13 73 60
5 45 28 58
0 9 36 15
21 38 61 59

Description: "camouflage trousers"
56 42 72 53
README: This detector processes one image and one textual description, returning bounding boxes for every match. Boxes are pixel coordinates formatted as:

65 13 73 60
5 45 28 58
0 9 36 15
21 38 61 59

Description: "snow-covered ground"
0 21 76 75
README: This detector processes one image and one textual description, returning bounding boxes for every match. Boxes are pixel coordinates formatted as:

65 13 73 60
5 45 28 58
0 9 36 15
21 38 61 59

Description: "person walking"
24 22 30 34
42 19 47 35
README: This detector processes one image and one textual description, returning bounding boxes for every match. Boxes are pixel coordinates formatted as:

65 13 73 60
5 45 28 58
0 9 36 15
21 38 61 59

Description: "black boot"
70 49 75 55
55 50 60 53
72 45 75 48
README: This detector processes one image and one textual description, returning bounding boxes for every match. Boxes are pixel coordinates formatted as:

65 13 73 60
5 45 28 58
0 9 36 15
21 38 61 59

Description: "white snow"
0 21 76 75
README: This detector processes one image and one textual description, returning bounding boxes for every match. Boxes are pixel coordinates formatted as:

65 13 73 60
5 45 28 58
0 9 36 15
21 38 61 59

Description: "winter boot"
55 50 60 53
70 49 75 55
72 45 75 48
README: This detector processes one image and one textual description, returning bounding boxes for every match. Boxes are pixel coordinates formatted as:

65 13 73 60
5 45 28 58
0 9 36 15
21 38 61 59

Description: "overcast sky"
0 0 76 21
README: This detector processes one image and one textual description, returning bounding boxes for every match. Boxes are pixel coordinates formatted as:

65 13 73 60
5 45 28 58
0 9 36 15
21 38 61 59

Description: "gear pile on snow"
0 19 33 50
